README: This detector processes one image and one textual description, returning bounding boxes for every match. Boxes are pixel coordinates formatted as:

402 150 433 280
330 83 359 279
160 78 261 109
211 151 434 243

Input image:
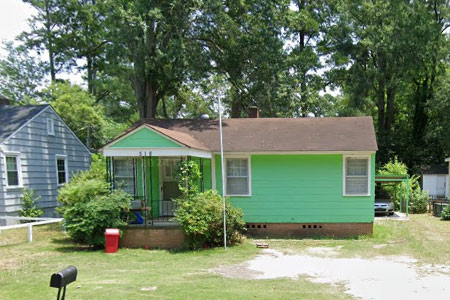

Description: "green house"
102 114 377 237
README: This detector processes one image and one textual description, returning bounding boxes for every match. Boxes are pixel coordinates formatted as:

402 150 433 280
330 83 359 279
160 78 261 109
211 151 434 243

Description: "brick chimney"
0 96 11 106
248 106 260 118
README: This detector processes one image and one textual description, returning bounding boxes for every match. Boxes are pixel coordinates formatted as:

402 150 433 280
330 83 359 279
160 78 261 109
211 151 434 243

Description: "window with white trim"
56 157 68 185
113 158 135 195
5 154 21 187
47 117 55 135
225 158 250 196
344 156 370 196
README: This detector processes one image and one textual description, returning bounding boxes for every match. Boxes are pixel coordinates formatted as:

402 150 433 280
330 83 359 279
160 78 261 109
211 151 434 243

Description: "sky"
0 0 34 50
0 0 84 84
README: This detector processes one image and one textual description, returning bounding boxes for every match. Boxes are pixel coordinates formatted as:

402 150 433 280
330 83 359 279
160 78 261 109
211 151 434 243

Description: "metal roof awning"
375 174 409 182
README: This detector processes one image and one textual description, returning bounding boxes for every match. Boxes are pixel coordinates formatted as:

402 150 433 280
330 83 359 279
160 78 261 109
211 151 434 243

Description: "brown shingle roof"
146 124 209 150
107 117 377 152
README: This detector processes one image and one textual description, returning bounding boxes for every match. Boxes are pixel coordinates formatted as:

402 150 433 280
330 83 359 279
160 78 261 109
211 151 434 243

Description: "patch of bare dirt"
212 249 450 300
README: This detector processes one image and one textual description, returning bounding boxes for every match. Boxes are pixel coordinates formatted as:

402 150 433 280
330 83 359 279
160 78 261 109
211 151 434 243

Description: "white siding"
446 175 449 199
423 174 448 199
0 107 90 218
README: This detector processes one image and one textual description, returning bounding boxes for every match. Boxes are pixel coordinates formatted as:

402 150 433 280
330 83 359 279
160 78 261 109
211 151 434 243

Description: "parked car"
375 187 395 216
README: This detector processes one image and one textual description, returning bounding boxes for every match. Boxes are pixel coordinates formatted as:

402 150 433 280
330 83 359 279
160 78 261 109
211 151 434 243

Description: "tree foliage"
0 0 447 172
43 82 107 149
0 42 48 103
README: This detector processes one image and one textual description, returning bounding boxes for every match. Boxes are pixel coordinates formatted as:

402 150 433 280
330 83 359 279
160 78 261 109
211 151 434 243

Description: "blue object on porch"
131 212 144 224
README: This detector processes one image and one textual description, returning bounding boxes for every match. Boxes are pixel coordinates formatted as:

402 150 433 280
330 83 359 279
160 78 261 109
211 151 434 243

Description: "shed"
421 165 448 199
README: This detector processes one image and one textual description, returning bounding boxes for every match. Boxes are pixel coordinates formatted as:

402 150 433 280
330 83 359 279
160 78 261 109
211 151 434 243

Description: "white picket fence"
0 216 63 243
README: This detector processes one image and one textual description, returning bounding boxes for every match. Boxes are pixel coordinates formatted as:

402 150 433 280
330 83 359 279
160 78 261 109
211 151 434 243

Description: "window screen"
345 157 369 195
57 158 67 185
226 158 249 195
6 156 19 186
114 158 135 195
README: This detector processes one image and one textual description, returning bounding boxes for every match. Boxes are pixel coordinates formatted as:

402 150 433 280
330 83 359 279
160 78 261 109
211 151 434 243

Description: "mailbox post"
50 266 77 300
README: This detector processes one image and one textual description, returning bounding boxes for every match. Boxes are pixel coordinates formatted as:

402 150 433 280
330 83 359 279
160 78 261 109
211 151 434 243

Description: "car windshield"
375 198 392 203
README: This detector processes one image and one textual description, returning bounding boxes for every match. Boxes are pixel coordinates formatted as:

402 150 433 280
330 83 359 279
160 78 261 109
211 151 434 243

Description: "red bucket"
104 228 120 253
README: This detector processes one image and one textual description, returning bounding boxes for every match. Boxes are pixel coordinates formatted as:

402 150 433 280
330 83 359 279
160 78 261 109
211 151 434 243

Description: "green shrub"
58 167 132 247
19 188 44 218
175 190 246 249
378 157 408 176
57 174 110 215
63 190 132 247
441 205 450 220
409 180 429 214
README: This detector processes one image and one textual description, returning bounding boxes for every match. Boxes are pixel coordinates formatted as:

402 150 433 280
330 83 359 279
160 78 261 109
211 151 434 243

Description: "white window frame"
224 155 252 197
3 151 23 189
55 155 68 186
113 157 135 195
47 117 55 135
343 155 371 196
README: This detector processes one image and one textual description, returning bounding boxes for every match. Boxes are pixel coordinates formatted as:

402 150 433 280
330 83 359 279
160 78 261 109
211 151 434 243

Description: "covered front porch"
104 151 213 226
101 123 214 227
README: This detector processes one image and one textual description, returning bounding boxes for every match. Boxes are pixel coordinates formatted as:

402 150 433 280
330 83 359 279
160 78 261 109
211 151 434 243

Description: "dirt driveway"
212 248 450 300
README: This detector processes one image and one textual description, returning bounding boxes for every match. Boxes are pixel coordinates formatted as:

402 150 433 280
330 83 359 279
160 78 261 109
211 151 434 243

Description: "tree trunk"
44 0 56 82
145 80 159 118
87 56 94 95
162 97 168 118
48 47 56 82
385 85 396 132
297 0 308 117
412 79 429 142
377 82 386 138
231 94 242 118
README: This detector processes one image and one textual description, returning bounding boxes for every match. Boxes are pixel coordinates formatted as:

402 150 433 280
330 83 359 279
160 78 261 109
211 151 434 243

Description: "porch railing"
126 198 178 225
158 200 177 219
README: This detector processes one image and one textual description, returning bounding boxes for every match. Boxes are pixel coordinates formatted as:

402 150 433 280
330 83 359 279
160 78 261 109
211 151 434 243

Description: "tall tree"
58 0 108 95
191 0 288 117
408 0 449 145
325 0 449 167
20 0 71 81
104 0 205 119
285 0 330 117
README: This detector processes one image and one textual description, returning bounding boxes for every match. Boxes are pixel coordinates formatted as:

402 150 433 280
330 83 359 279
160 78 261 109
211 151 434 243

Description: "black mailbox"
50 266 77 300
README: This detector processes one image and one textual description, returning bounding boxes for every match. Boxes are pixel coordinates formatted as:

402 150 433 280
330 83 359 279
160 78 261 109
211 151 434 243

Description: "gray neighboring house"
0 103 91 224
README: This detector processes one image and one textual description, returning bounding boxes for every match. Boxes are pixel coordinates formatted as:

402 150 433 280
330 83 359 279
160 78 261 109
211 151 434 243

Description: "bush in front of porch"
174 160 246 249
57 166 132 247
175 190 246 249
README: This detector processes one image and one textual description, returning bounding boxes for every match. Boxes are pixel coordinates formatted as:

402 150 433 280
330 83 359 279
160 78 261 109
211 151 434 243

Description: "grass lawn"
0 214 448 299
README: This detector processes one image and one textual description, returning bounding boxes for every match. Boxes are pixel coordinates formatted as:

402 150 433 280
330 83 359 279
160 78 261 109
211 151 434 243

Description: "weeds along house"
102 109 378 237
0 102 91 224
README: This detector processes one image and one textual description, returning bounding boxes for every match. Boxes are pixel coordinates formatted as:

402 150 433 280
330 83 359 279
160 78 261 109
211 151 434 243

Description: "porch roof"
102 123 212 158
